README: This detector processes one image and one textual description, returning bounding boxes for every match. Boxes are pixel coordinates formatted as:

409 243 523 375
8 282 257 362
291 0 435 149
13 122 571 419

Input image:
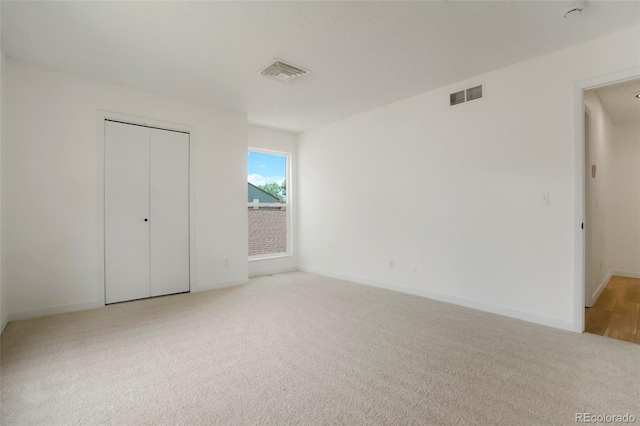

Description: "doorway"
582 78 640 344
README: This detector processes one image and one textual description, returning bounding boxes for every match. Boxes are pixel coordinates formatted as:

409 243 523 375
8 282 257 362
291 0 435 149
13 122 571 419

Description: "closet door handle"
144 218 148 222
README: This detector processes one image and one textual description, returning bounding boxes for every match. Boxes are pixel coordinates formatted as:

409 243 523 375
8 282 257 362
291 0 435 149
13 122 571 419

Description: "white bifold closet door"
105 120 189 304
148 127 190 297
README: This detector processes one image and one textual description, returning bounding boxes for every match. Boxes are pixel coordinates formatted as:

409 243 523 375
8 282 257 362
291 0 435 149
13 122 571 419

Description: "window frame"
247 147 292 260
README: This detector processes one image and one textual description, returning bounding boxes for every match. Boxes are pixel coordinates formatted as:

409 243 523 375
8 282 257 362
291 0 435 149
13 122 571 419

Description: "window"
248 149 290 258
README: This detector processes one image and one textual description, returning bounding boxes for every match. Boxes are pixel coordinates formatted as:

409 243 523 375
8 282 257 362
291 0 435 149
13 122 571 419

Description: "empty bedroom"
1 1 639 425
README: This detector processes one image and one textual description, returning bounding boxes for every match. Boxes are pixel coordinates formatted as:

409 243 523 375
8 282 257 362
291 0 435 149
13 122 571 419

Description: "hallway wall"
583 91 614 305
609 120 640 277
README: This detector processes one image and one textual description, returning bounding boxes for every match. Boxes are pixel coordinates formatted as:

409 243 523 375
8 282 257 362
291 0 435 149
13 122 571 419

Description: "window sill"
249 253 293 261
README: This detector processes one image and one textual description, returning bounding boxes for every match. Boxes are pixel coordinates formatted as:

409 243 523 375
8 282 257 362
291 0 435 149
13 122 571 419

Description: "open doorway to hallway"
584 78 640 344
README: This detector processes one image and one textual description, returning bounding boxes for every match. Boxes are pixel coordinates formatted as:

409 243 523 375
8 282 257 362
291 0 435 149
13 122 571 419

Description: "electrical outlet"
224 258 230 268
389 260 395 270
539 192 550 205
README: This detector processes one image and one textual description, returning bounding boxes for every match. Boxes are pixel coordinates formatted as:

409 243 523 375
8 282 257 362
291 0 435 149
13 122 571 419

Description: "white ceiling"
2 1 640 133
595 79 640 124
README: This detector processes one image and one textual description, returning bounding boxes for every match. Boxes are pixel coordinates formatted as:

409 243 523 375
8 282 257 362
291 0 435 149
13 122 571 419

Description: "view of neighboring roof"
248 183 281 203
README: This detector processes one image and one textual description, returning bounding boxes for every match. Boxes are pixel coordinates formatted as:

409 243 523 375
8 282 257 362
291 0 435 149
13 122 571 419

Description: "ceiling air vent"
258 58 310 84
450 84 483 106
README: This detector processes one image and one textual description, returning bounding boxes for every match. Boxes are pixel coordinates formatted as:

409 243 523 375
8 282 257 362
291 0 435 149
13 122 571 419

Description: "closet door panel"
149 128 190 297
104 121 151 304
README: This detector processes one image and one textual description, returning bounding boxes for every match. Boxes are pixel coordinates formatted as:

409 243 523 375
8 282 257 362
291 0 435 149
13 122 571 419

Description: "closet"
104 120 190 304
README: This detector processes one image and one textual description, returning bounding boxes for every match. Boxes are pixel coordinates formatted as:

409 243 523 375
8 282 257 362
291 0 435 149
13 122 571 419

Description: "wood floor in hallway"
585 275 640 344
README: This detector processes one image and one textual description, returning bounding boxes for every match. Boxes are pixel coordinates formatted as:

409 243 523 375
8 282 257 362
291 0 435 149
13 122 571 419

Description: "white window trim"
248 147 293 259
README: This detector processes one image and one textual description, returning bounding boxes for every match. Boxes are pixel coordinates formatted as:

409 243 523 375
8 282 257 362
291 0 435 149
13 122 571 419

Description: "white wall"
583 91 614 305
0 4 5 333
247 125 298 276
297 25 640 331
610 120 640 277
2 58 248 320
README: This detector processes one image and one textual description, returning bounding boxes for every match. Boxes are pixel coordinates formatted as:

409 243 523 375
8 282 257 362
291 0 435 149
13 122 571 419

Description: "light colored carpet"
1 272 639 425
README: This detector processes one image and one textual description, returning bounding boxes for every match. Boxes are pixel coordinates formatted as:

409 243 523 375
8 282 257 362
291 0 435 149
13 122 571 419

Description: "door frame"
97 111 197 306
572 67 640 332
583 105 593 308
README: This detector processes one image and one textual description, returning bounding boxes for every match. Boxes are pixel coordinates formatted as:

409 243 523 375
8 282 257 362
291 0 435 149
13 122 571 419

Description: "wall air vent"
257 58 310 84
450 90 465 106
450 85 483 106
466 85 483 101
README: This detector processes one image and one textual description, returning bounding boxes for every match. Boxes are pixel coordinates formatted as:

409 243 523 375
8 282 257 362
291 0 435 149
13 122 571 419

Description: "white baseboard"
195 278 249 292
612 270 640 279
7 301 102 323
249 267 297 278
4 280 249 326
588 270 612 308
1 314 8 335
299 266 575 332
